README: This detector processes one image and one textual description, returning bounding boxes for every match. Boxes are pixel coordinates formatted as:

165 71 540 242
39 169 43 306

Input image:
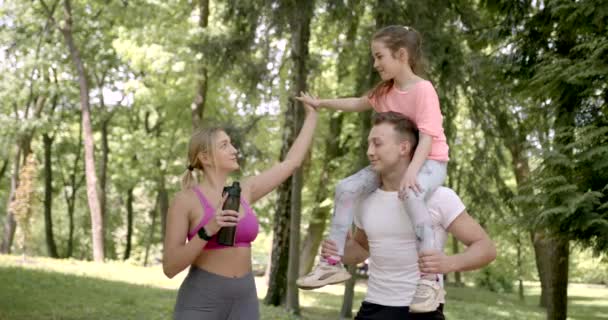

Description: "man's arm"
419 210 496 274
447 211 496 271
341 227 370 266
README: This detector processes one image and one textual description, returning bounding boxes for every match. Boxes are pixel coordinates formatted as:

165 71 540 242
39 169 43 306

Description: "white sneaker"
409 278 444 313
296 260 351 290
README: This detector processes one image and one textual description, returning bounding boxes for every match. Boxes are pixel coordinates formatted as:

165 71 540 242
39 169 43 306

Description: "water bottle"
217 182 241 246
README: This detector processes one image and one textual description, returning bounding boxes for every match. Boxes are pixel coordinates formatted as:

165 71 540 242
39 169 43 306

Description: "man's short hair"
371 111 419 149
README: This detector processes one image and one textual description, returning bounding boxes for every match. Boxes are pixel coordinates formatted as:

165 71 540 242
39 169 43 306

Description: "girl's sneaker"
409 278 444 313
296 260 351 290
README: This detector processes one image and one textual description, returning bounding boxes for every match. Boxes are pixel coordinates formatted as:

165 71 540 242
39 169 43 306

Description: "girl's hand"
418 249 455 274
399 168 421 199
295 91 321 110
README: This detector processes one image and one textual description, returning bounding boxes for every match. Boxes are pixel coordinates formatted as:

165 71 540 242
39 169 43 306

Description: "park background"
0 0 607 319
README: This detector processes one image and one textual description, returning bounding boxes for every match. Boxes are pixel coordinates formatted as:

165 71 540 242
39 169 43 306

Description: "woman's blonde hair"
181 127 224 190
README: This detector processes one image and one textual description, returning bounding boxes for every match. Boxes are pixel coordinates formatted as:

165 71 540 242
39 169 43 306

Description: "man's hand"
320 239 338 260
418 249 456 274
320 231 352 259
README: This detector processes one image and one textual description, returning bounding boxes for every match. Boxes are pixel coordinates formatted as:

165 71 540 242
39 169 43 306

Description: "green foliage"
516 125 608 253
473 264 515 294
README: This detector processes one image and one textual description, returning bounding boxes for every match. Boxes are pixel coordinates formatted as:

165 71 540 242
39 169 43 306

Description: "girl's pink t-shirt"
368 80 449 161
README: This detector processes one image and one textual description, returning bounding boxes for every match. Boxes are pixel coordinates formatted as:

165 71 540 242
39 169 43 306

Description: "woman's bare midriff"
193 247 252 278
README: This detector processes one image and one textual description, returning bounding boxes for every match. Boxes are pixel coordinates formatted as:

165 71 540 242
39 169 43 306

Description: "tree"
265 0 315 312
40 0 105 261
42 91 59 258
9 154 39 257
0 1 51 252
475 1 608 318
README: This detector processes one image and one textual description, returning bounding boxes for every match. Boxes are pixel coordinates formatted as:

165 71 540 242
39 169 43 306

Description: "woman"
163 102 317 319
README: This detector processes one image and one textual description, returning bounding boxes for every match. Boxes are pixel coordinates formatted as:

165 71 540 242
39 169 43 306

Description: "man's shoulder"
428 187 463 210
430 186 458 200
427 187 466 228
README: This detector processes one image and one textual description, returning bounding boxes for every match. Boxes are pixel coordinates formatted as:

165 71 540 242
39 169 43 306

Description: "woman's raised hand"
295 91 321 110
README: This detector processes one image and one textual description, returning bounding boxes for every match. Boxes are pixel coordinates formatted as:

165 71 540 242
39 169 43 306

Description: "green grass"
1 254 606 319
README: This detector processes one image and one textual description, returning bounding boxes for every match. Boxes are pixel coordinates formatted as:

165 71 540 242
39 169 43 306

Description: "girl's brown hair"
368 25 426 101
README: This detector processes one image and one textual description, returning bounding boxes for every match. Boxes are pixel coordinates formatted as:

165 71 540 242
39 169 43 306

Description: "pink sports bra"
186 186 259 250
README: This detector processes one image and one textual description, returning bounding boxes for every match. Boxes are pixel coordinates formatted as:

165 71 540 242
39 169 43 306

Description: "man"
320 112 496 319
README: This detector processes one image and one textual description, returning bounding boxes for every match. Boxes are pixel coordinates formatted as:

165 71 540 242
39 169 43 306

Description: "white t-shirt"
353 186 465 307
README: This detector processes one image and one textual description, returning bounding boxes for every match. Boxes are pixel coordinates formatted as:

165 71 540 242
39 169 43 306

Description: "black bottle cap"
231 182 241 196
226 181 241 197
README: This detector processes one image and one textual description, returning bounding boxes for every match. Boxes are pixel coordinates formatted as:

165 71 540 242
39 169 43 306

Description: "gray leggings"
174 266 259 320
328 160 447 257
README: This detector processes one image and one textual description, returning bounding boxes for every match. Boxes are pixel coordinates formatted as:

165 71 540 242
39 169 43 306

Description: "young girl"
163 102 317 320
296 25 449 313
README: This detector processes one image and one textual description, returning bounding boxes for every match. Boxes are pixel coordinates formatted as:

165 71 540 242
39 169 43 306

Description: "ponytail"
181 127 223 191
368 79 394 101
181 168 198 191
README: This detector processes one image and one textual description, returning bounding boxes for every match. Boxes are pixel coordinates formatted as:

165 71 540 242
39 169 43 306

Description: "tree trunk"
533 231 549 308
1 93 46 254
1 148 21 253
66 188 76 258
532 231 569 318
123 187 134 260
144 197 159 267
43 134 59 258
265 34 310 306
510 137 542 306
158 174 169 240
545 237 569 320
299 204 328 276
287 163 304 315
517 234 525 301
64 121 83 258
191 0 209 129
298 0 359 271
340 264 357 319
264 177 291 306
100 119 110 256
284 1 314 314
537 90 576 320
60 0 104 262
0 160 8 182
